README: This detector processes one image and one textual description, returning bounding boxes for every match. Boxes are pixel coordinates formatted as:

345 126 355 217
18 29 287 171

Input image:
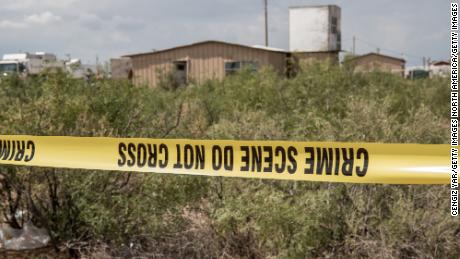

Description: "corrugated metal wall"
352 55 405 76
110 58 132 79
130 42 287 88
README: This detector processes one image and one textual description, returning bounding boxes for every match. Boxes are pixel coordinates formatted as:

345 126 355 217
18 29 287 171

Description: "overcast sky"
0 0 449 66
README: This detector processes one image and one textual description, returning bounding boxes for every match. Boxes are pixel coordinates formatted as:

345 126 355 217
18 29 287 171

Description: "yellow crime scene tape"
0 135 450 184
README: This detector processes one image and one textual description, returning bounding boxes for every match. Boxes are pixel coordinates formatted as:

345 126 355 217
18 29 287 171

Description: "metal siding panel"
145 56 150 86
196 44 202 82
187 48 193 82
200 44 206 81
137 56 142 85
208 43 215 80
132 58 138 85
192 46 199 83
188 47 195 83
154 53 160 88
203 44 209 82
244 47 249 61
140 56 145 85
151 55 158 88
237 45 243 62
215 43 222 79
218 44 225 78
161 52 167 84
198 44 204 83
213 44 218 79
193 46 199 83
142 56 149 84
222 44 228 68
204 44 209 80
255 49 261 64
197 45 201 80
211 43 217 80
158 52 164 87
206 44 212 80
148 55 153 87
219 44 225 79
239 45 244 62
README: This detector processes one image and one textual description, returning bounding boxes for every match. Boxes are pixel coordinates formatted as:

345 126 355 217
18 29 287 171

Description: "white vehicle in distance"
0 52 64 77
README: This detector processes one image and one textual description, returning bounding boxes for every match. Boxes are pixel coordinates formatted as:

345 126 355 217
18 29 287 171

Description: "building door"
173 61 187 86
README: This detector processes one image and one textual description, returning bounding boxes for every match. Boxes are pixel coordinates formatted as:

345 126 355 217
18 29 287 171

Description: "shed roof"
124 40 289 58
431 60 450 66
346 52 406 64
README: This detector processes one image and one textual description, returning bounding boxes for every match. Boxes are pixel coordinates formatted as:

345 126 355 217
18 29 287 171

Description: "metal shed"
344 53 406 76
122 40 288 88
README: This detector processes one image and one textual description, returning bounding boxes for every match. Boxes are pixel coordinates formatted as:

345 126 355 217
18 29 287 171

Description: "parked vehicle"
0 52 65 76
0 52 97 78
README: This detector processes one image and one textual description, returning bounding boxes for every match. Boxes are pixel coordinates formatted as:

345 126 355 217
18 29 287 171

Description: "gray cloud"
0 0 449 65
0 20 27 29
25 11 62 24
77 13 105 31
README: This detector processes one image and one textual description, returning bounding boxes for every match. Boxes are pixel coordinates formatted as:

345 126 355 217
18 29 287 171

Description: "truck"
0 52 65 76
0 52 99 79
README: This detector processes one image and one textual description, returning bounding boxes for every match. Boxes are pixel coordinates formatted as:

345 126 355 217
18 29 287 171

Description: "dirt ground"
0 246 74 259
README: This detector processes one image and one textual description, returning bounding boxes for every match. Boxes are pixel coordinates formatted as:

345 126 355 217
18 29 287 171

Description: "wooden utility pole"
352 36 356 55
264 0 268 46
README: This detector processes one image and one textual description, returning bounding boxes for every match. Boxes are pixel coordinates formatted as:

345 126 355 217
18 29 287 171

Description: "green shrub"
0 66 455 258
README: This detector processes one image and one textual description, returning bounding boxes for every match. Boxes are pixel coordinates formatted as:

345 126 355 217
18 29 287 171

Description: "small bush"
0 66 456 258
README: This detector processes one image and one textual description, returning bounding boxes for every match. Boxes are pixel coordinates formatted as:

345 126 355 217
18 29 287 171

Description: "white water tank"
289 5 341 52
